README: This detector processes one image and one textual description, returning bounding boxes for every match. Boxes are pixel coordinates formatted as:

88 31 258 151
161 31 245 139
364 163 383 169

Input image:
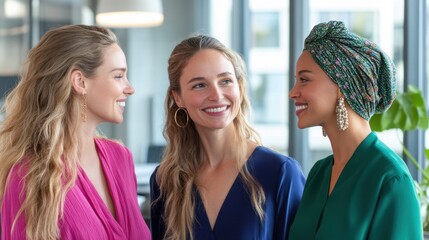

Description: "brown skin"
289 50 372 194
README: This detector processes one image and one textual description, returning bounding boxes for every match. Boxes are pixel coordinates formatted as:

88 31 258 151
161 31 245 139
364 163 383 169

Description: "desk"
135 163 158 226
135 163 158 184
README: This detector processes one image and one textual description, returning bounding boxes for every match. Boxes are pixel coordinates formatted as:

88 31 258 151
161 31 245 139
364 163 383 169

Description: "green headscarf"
304 20 396 120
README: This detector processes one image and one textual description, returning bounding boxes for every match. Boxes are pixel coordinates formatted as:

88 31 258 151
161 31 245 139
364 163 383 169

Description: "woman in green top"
288 21 422 239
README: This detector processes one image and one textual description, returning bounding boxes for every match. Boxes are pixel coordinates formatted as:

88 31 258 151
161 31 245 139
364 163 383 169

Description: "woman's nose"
289 83 299 99
124 80 135 96
208 86 223 101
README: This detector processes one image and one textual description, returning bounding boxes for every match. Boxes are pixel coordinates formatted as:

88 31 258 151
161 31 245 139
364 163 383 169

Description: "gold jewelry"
81 91 87 122
174 107 189 128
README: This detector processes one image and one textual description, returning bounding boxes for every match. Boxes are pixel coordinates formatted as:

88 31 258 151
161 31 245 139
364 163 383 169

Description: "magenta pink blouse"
1 138 151 240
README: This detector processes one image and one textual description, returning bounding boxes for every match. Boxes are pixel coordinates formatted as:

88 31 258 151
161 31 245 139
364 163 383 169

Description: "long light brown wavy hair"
156 35 265 240
0 25 117 240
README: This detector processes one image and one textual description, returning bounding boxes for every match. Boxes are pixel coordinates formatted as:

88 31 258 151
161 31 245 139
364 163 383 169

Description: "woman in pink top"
0 25 151 240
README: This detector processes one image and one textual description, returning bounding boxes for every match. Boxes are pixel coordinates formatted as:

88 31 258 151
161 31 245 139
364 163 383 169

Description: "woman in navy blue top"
150 35 305 240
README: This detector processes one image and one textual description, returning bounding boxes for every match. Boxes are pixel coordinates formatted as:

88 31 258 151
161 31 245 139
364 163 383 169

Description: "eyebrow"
187 71 234 83
217 72 234 78
297 69 313 75
110 67 127 73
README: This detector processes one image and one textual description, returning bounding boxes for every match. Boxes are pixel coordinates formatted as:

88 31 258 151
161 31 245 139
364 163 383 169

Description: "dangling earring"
174 107 189 128
322 127 327 137
81 91 87 122
336 97 348 131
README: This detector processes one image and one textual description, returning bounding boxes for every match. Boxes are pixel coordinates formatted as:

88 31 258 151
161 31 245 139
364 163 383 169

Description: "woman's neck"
328 120 371 164
77 123 98 167
197 124 240 168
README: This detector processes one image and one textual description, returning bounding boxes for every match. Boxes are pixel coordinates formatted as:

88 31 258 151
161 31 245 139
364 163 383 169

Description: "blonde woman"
150 35 306 240
0 25 151 239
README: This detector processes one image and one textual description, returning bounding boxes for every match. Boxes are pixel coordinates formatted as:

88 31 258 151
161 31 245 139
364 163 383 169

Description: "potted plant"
369 85 429 233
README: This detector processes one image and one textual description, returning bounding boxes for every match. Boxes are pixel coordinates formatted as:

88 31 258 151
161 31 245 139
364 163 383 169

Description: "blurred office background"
0 0 427 186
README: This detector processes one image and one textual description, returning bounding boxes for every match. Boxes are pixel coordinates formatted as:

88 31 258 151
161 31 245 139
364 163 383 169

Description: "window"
0 0 28 76
0 0 94 127
209 0 412 174
252 12 280 47
424 1 429 158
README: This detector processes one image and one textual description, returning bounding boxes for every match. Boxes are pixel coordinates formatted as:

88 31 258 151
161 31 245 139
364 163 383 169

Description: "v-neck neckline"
78 138 118 222
326 132 374 198
196 175 240 232
195 146 260 232
315 132 376 235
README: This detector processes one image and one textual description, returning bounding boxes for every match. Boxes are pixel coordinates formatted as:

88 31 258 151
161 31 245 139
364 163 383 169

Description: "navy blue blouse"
150 146 306 240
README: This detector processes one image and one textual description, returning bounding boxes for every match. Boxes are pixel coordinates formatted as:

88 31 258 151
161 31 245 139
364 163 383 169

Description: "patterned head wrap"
304 21 396 120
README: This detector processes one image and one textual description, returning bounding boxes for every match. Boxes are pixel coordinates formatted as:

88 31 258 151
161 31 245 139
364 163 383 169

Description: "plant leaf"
426 148 429 160
369 113 382 131
370 86 429 131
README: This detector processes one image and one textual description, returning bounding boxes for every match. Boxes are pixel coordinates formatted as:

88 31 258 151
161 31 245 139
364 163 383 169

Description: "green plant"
369 85 429 230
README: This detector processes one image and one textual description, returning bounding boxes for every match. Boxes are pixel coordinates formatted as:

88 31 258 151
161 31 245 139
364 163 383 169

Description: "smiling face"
172 49 241 131
289 50 340 129
84 43 134 124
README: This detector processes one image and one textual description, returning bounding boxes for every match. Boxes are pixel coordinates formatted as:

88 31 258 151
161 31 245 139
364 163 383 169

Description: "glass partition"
0 0 94 120
210 0 405 173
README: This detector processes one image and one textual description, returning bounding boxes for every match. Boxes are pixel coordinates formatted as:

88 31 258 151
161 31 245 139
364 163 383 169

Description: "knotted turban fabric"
304 20 396 120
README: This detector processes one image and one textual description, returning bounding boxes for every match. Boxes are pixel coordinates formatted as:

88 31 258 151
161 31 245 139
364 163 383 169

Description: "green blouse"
289 132 422 240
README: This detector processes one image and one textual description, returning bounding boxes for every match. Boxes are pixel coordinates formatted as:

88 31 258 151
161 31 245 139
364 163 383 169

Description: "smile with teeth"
295 105 307 111
204 106 227 113
117 101 126 107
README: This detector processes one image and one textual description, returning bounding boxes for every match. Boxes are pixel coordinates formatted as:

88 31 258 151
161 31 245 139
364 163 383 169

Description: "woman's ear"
337 88 343 98
171 90 183 108
71 70 86 94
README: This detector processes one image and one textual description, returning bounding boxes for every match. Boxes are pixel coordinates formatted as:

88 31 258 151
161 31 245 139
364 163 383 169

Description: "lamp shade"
96 0 164 28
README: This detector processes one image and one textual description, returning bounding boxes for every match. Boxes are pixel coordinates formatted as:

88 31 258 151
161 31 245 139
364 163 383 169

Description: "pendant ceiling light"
96 0 164 28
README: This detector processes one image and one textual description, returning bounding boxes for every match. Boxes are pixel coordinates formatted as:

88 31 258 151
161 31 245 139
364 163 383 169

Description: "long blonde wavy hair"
0 25 117 240
156 35 265 240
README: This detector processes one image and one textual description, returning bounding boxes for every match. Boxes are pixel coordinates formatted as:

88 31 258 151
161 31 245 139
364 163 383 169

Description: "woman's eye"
222 79 233 84
115 75 123 80
300 78 308 83
192 83 205 89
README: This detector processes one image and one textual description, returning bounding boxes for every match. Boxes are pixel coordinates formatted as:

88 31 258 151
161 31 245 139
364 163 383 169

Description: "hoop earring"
336 97 348 131
81 92 87 122
174 107 189 128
